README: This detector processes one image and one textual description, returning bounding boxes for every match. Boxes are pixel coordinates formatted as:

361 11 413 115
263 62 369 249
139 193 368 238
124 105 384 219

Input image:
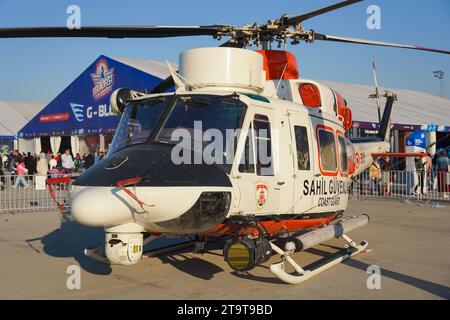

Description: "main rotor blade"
0 25 224 38
285 0 363 25
314 33 450 54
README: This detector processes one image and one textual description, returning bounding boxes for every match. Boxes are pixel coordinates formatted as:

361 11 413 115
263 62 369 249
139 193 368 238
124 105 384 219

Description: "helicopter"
2 0 449 284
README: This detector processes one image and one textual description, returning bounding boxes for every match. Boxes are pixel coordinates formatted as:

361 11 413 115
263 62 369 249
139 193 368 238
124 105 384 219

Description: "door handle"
277 181 285 186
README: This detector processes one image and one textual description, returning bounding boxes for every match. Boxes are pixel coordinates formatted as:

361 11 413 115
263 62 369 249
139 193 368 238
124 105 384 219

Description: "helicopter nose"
71 187 132 227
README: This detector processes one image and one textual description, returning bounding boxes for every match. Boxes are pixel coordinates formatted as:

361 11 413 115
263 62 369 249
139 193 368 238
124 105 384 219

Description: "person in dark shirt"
413 155 426 195
8 150 17 173
84 152 95 169
0 157 5 190
24 152 35 175
380 157 394 195
31 154 38 175
436 150 449 198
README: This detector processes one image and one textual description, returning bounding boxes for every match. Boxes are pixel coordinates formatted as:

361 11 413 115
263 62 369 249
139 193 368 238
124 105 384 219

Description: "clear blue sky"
0 0 449 103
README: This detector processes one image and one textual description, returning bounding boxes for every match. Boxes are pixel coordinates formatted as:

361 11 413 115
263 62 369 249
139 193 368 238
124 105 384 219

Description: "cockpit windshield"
156 95 246 145
108 94 247 158
108 97 168 154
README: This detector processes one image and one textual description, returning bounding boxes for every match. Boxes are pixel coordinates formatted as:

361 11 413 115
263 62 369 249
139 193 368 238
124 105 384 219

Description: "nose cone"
71 187 133 227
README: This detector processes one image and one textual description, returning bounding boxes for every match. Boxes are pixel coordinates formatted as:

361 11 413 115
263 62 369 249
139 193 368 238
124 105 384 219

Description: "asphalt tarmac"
0 198 449 299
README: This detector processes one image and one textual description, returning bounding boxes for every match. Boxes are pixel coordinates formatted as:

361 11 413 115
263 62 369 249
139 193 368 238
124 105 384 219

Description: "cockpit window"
108 94 247 170
156 95 247 145
108 97 168 154
155 95 247 172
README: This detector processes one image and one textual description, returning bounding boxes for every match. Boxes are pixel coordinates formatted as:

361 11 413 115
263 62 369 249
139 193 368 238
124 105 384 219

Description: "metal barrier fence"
349 170 450 202
0 174 72 213
1 170 448 214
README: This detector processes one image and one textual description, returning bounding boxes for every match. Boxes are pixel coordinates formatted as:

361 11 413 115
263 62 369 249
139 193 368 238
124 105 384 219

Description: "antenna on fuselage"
275 63 288 97
165 60 198 91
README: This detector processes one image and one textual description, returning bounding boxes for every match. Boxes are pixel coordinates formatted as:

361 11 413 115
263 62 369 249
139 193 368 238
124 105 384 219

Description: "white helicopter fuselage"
70 90 387 231
70 47 390 265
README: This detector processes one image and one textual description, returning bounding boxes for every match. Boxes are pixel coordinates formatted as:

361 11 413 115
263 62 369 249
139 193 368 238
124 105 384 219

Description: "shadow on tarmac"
159 254 224 280
309 246 450 299
233 244 450 298
157 239 226 280
343 259 450 299
26 216 450 298
26 216 112 275
27 215 226 279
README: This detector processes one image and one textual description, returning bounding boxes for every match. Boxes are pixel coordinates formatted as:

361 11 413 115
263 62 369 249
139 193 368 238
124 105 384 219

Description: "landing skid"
83 215 370 285
269 233 369 284
84 235 194 264
142 240 195 258
84 247 109 264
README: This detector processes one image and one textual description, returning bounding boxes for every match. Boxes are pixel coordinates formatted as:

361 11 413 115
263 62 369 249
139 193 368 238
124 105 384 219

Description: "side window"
317 127 337 173
253 114 274 176
338 134 348 174
294 126 310 170
238 124 255 173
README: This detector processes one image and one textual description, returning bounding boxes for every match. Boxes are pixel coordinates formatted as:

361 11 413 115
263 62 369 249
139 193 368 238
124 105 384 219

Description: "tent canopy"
18 55 172 138
0 100 44 139
320 80 450 132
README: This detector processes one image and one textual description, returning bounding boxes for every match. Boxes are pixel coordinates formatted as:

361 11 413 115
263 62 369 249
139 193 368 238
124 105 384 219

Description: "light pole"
433 70 444 97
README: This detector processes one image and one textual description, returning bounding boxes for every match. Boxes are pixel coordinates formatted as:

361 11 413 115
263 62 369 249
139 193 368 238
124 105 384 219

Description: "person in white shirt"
36 152 48 176
61 149 74 174
49 156 57 170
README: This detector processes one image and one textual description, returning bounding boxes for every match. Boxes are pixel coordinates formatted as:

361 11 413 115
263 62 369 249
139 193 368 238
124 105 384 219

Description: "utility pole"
433 70 444 97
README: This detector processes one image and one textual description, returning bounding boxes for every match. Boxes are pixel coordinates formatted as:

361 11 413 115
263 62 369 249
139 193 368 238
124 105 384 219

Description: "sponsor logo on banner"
70 102 115 122
91 59 114 99
70 103 85 122
256 183 269 209
39 113 70 123
406 130 426 148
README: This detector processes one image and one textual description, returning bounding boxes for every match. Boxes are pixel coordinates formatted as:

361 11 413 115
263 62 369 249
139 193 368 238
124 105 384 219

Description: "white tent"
0 101 45 153
0 100 45 138
320 80 450 127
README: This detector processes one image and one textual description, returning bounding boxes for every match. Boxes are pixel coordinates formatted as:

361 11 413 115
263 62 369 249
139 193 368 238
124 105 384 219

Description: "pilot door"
232 112 284 215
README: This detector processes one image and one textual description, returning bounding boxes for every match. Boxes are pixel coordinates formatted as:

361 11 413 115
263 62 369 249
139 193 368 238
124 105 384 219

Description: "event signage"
19 55 165 138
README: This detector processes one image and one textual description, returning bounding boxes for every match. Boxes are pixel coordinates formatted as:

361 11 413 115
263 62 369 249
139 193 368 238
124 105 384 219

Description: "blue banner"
406 130 427 148
18 55 166 138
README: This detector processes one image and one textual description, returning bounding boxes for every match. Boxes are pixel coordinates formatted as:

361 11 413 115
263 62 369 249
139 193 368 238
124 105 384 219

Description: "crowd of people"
0 149 105 189
368 150 449 198
1 146 449 197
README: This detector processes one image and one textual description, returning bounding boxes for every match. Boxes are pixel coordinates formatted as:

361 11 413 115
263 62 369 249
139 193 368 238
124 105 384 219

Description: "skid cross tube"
268 214 370 284
269 236 368 284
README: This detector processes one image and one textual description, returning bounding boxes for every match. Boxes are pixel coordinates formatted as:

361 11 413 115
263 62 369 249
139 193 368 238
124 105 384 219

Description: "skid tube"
84 235 195 264
269 215 370 284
